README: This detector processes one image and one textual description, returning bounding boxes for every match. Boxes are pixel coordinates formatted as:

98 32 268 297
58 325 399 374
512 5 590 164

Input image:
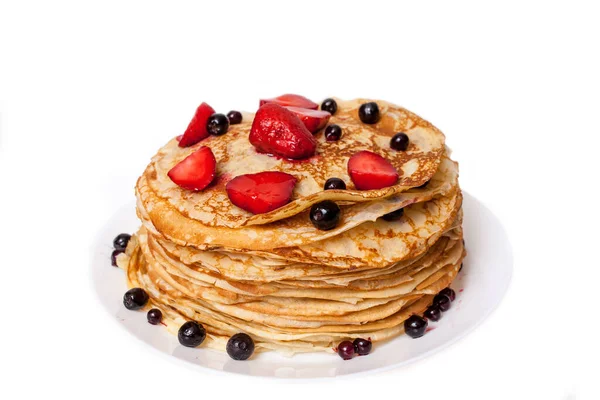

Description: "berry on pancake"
249 103 317 159
348 150 398 190
226 171 297 214
259 93 319 110
167 146 216 191
179 102 215 147
285 106 330 133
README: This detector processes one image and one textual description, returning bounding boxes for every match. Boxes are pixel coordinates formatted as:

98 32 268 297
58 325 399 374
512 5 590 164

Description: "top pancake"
147 99 446 228
136 153 458 251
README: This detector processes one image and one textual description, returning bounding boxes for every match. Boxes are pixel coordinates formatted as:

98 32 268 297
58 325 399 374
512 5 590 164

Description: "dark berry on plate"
390 132 409 151
111 249 123 267
321 98 337 115
382 208 404 221
310 201 340 231
324 124 342 141
123 288 149 310
440 287 456 302
424 305 442 321
227 110 242 125
178 321 206 347
358 102 380 124
226 333 255 360
147 308 162 325
324 177 346 190
113 233 131 251
405 315 428 338
353 338 372 356
433 294 452 312
206 113 229 136
337 340 355 360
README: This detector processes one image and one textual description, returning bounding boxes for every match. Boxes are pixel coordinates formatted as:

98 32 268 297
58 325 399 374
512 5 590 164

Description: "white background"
0 1 597 399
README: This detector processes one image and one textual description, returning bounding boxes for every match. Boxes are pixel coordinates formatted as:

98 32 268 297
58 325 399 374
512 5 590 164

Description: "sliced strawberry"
168 146 216 191
249 103 317 159
285 107 331 133
226 171 297 214
179 102 215 147
259 94 319 110
347 151 399 190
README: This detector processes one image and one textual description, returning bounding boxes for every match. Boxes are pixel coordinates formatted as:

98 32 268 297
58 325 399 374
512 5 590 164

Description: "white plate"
91 192 512 379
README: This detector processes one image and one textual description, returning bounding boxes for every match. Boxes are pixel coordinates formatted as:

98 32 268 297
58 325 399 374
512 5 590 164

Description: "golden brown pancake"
119 229 464 353
136 154 459 252
117 97 466 355
146 99 445 229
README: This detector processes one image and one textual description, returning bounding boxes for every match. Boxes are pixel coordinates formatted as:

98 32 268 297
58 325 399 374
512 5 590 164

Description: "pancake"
251 190 463 268
119 228 464 353
147 99 445 229
138 228 463 303
115 96 466 356
135 155 459 252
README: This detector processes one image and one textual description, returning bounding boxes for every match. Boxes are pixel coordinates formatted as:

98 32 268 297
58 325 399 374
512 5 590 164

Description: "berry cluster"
336 337 373 360
404 287 457 338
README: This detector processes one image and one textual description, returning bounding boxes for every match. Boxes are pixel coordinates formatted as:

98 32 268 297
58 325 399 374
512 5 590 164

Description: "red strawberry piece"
179 102 215 147
347 150 399 190
249 103 317 159
226 171 297 214
285 107 331 133
168 146 216 191
259 94 318 110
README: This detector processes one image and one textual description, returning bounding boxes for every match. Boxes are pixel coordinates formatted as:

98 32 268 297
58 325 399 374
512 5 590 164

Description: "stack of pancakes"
118 99 466 355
